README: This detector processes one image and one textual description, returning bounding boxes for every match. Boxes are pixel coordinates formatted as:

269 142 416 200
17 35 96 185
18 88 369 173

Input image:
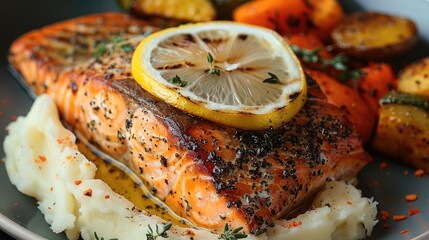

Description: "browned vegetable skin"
126 0 216 22
331 12 417 60
373 104 429 171
398 57 429 96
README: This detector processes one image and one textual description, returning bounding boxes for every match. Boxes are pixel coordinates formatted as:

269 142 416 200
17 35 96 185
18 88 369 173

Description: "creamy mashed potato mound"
3 95 378 240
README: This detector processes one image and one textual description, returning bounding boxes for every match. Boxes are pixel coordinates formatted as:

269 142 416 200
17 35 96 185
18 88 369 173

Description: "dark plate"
0 0 428 239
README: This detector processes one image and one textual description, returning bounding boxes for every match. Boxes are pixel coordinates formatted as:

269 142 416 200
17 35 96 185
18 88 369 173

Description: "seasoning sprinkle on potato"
398 57 429 97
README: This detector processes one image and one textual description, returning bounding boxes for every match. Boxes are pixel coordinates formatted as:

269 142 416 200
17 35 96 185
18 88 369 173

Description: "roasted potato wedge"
124 0 216 22
373 94 429 171
398 57 429 97
331 12 417 60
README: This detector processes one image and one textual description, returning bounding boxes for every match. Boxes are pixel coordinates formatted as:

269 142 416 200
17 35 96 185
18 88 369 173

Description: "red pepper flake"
50 187 53 192
105 194 110 199
405 194 418 202
380 162 389 169
2 99 8 105
409 208 420 216
403 170 409 176
11 115 17 121
0 112 3 117
380 210 390 221
383 224 390 228
38 155 47 162
83 189 92 197
400 229 410 234
74 180 82 185
347 201 352 205
288 220 302 229
393 215 407 221
415 169 425 177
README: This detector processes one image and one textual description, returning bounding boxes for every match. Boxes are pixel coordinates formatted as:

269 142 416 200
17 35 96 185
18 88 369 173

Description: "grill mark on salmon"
9 13 371 234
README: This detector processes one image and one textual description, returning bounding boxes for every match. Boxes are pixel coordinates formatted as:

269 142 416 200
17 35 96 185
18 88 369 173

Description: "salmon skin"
9 13 371 234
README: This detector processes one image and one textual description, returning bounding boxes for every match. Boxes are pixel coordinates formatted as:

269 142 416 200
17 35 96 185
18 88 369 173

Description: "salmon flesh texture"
8 13 371 234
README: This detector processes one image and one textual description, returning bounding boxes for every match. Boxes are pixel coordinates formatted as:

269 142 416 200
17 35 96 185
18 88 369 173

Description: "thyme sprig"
172 75 187 87
207 52 221 76
218 223 248 240
263 72 281 84
146 222 173 240
93 32 151 59
290 45 363 83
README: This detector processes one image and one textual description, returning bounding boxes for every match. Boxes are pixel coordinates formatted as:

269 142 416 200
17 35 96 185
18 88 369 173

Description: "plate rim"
0 213 47 240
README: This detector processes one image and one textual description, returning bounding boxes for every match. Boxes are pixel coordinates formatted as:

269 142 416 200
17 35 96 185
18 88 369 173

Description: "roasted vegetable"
380 92 429 112
373 93 429 171
331 12 418 60
122 0 216 22
398 57 429 97
359 63 396 115
306 0 345 39
306 69 376 143
232 0 311 35
232 0 344 39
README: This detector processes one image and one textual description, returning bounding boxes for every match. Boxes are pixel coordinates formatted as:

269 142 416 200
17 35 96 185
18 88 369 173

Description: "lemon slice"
132 22 306 130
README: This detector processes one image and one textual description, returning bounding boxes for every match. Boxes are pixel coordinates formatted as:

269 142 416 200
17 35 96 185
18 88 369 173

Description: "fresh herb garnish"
263 72 280 84
291 44 363 83
111 35 122 43
94 232 119 240
219 223 247 240
172 75 187 87
146 222 173 240
120 44 134 52
291 45 322 63
207 52 221 76
94 41 107 59
93 32 152 59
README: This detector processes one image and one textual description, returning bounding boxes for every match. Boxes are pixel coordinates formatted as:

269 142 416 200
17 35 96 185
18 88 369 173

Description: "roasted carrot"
306 0 345 40
306 69 376 143
233 0 310 35
233 0 344 39
359 63 396 115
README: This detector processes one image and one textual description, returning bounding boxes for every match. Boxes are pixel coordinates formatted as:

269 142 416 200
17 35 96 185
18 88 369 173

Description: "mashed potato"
3 95 378 240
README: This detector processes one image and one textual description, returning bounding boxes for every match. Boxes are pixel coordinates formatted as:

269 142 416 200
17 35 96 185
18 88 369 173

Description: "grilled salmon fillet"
9 13 371 234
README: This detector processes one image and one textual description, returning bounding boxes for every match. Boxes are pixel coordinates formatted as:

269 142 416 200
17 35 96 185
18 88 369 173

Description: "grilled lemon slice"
132 22 306 130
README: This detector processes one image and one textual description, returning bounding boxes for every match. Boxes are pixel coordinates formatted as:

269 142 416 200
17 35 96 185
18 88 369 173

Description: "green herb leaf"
207 52 221 76
210 68 221 76
111 35 122 43
207 52 214 64
172 75 187 87
340 69 363 86
291 45 321 63
291 44 363 85
219 223 248 240
120 44 133 52
146 222 173 240
94 41 107 59
263 72 280 84
93 33 149 59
